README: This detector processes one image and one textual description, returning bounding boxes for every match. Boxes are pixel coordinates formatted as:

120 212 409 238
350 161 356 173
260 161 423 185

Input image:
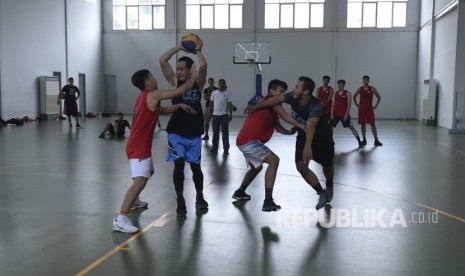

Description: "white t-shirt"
211 89 232 116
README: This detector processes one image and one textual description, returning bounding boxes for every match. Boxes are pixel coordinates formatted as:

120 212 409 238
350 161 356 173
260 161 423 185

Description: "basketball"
181 33 200 53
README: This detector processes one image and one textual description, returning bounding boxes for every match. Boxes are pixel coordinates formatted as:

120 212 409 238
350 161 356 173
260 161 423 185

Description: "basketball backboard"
233 41 271 64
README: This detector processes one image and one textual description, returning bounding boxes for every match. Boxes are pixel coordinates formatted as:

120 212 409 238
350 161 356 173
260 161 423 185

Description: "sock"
313 183 325 194
326 180 334 189
265 188 273 200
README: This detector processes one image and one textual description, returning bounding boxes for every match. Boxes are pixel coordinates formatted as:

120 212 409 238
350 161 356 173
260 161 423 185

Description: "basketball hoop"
246 58 256 64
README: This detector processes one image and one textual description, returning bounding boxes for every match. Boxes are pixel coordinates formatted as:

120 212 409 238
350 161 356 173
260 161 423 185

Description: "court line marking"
75 210 172 276
438 141 465 156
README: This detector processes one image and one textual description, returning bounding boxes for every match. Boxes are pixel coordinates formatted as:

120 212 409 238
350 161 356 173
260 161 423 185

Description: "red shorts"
358 109 375 125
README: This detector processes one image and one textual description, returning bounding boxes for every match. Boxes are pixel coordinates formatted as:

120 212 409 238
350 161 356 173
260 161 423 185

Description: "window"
347 0 408 28
186 0 243 30
113 0 165 30
264 0 325 29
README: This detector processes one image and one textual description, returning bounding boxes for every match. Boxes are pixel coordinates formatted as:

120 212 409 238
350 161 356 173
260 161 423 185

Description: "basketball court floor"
1 116 464 276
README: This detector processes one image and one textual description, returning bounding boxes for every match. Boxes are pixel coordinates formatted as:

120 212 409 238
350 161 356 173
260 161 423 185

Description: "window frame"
112 0 166 30
264 0 325 29
186 0 244 30
347 0 408 29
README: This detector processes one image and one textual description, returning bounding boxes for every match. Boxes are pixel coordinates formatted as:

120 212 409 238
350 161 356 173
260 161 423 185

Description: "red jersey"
358 86 374 111
317 86 332 115
236 96 278 146
333 90 349 118
126 90 160 159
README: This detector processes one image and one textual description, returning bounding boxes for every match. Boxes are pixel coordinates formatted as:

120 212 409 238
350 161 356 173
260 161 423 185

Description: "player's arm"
330 92 336 120
160 103 196 115
345 91 352 119
272 105 305 130
159 43 184 86
353 88 360 107
227 101 233 122
245 95 284 113
303 117 318 165
75 87 80 100
194 41 207 90
149 66 197 110
373 87 382 110
275 119 294 135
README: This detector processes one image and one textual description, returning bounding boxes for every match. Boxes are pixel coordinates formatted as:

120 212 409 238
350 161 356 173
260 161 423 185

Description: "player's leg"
184 136 208 210
113 158 152 233
295 137 327 210
167 134 188 216
261 151 281 211
358 110 367 145
211 115 220 152
314 146 335 203
367 110 382 146
344 117 363 147
99 123 112 138
220 114 230 154
233 141 268 200
202 108 211 140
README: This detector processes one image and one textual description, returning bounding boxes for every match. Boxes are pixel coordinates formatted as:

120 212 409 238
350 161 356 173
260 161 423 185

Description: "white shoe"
112 214 139 233
131 198 148 210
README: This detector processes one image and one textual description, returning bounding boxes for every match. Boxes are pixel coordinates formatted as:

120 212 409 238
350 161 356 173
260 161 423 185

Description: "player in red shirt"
330 80 363 148
317 75 334 122
112 67 197 234
353 75 382 147
233 79 305 211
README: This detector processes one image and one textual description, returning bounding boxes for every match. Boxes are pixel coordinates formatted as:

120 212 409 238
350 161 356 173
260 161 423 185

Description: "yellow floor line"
75 210 172 276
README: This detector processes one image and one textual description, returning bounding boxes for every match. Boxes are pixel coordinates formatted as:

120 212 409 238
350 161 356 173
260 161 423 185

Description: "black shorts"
295 136 334 167
330 116 352 128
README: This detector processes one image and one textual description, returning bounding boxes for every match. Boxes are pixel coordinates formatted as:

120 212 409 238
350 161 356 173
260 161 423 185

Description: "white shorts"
238 140 271 169
129 158 154 179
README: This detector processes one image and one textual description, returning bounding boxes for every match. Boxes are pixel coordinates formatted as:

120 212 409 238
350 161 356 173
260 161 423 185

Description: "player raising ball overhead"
159 34 209 217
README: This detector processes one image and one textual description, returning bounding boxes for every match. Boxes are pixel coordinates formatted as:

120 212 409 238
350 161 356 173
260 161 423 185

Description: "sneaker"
361 139 367 146
326 187 334 203
223 150 229 156
76 123 82 128
232 189 251 200
69 124 73 128
195 194 209 209
98 133 105 138
176 197 187 217
316 190 328 210
262 198 281 212
358 141 364 148
374 139 383 147
202 135 209 141
131 198 148 210
112 214 139 233
210 148 218 154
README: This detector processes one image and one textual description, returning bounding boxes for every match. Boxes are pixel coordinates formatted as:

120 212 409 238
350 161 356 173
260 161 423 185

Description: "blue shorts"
166 133 202 164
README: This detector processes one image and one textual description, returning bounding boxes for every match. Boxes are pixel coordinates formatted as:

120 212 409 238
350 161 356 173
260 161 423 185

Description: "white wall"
0 0 102 119
102 0 420 118
417 0 460 128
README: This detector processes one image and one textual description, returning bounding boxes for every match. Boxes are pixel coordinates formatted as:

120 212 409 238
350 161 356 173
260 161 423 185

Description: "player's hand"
244 105 255 115
290 126 298 134
195 39 203 53
179 103 196 115
344 114 348 121
303 145 312 165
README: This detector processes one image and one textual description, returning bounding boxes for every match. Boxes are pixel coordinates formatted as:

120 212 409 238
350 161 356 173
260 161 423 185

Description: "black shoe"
232 189 251 200
374 139 383 147
195 195 209 209
223 150 229 155
69 124 73 128
262 198 281 212
361 139 367 146
326 187 334 203
176 197 187 217
76 123 82 128
316 190 328 210
202 135 209 141
210 148 218 153
98 133 105 138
